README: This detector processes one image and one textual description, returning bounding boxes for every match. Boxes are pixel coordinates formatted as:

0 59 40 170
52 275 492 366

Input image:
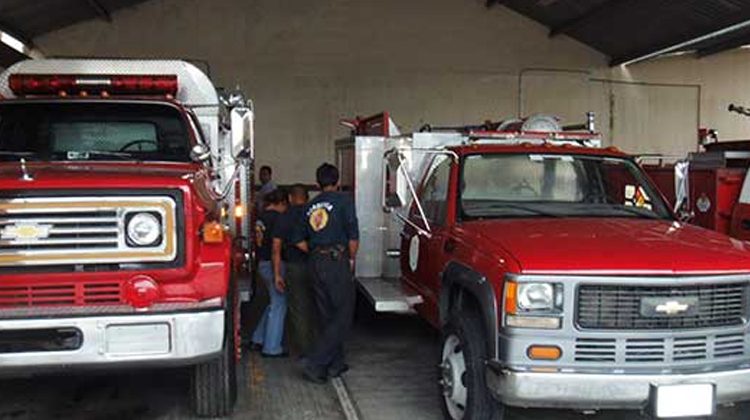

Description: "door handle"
741 219 750 230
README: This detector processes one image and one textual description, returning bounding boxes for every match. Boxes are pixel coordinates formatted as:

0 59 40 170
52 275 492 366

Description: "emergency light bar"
8 74 178 96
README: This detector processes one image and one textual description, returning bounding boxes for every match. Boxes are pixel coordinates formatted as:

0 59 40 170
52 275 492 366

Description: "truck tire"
440 310 504 420
191 304 239 417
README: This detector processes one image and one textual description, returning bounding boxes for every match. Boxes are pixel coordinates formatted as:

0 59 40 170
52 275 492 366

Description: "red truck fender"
440 261 500 361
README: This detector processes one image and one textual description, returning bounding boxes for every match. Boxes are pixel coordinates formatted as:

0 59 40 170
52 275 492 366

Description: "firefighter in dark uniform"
272 184 316 355
293 163 359 383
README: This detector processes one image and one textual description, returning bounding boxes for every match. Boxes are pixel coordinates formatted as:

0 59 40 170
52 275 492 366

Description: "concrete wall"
35 0 606 183
34 0 750 183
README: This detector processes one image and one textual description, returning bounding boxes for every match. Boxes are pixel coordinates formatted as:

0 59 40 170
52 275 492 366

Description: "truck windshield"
0 102 192 162
460 153 672 220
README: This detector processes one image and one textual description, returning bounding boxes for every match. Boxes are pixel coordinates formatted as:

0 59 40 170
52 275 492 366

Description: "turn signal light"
203 221 225 243
527 345 562 361
504 281 518 315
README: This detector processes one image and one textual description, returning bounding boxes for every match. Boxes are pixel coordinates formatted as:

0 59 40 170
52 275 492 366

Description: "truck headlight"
518 283 555 311
504 281 562 329
126 212 162 247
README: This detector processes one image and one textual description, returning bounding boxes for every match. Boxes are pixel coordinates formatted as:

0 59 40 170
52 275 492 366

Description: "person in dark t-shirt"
251 189 289 357
292 163 359 383
272 184 315 356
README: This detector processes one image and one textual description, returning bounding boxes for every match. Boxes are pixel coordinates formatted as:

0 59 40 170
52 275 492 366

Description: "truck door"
402 155 452 324
730 171 750 240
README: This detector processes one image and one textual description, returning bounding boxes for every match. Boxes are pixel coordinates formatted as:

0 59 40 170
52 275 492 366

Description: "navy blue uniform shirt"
255 209 282 261
292 191 359 249
271 205 307 263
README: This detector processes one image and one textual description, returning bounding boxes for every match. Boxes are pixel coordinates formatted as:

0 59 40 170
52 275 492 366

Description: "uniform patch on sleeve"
255 220 266 247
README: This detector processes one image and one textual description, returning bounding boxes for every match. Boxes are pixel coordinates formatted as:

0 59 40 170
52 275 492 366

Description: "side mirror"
383 150 408 211
230 107 254 160
384 192 404 209
673 160 691 217
190 144 211 163
676 207 695 223
386 150 402 173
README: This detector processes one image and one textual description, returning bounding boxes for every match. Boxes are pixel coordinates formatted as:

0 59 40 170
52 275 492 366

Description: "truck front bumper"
486 362 750 410
0 309 224 373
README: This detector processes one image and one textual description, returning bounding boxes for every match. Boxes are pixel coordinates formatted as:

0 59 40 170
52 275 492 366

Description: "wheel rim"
440 334 467 420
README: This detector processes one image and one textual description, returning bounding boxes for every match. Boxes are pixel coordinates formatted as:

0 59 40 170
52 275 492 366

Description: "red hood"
459 218 750 275
0 161 200 190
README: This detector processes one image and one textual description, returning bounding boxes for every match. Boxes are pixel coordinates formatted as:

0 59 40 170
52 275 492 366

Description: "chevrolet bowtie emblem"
1 223 52 241
654 300 690 316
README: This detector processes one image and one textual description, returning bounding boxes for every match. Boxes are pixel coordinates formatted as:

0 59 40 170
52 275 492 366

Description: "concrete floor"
0 349 344 420
0 301 747 420
345 312 749 420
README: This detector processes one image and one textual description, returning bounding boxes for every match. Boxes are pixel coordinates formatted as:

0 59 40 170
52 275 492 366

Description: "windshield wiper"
479 202 562 218
0 151 38 157
66 150 136 160
600 204 662 220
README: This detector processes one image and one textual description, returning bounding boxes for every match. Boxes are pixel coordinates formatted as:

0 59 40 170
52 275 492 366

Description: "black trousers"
306 250 355 374
285 260 317 355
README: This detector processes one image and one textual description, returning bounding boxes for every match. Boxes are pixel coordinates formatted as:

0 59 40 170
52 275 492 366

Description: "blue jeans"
252 261 287 355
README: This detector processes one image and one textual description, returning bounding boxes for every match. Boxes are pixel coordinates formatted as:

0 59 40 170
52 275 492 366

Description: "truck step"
357 277 423 313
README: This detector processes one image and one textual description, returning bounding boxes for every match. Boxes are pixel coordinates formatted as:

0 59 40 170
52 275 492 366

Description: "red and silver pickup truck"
338 112 750 419
0 59 255 417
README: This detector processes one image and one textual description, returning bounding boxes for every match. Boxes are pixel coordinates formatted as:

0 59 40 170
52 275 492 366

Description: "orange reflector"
527 345 562 361
203 221 225 243
504 281 518 315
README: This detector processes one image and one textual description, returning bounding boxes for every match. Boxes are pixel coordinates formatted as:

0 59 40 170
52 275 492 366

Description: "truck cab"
0 59 255 417
339 113 750 419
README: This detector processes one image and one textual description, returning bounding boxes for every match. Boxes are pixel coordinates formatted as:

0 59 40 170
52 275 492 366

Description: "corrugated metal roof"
497 0 750 65
0 0 148 41
0 0 148 66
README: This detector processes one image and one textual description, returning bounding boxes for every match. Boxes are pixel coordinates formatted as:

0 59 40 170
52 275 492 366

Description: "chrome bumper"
486 363 750 410
0 310 224 372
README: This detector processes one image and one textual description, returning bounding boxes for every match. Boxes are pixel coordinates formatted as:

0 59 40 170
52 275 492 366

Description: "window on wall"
416 155 452 226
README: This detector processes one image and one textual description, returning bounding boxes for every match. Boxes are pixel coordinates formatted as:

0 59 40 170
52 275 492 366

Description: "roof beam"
549 0 630 38
85 0 112 22
612 18 750 66
0 21 32 46
696 33 750 58
486 0 508 8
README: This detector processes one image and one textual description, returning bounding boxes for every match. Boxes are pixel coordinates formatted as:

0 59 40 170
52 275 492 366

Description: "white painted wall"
34 0 605 183
32 0 750 182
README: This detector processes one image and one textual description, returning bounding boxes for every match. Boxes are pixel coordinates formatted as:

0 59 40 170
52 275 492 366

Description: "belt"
312 245 347 259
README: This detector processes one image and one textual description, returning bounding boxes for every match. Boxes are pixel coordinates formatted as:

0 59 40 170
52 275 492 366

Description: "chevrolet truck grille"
577 283 747 330
0 281 122 307
575 333 746 364
0 196 177 267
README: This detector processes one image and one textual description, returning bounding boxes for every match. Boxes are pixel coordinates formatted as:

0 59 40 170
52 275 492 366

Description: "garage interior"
2 0 750 419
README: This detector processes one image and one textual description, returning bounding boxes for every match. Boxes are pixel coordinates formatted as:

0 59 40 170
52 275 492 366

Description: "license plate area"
649 383 716 418
105 323 171 356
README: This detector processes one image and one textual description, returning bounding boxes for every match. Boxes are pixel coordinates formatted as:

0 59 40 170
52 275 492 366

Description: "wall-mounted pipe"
517 67 702 151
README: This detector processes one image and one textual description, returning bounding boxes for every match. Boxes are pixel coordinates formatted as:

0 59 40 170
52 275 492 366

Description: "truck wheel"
440 310 504 420
191 307 238 417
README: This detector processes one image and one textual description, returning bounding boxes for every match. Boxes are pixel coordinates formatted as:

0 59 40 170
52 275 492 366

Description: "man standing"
251 189 289 357
272 184 316 356
293 163 359 383
256 165 276 214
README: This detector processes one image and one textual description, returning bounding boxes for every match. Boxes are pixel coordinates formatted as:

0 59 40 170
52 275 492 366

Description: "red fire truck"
644 105 750 241
0 59 254 417
339 112 750 419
